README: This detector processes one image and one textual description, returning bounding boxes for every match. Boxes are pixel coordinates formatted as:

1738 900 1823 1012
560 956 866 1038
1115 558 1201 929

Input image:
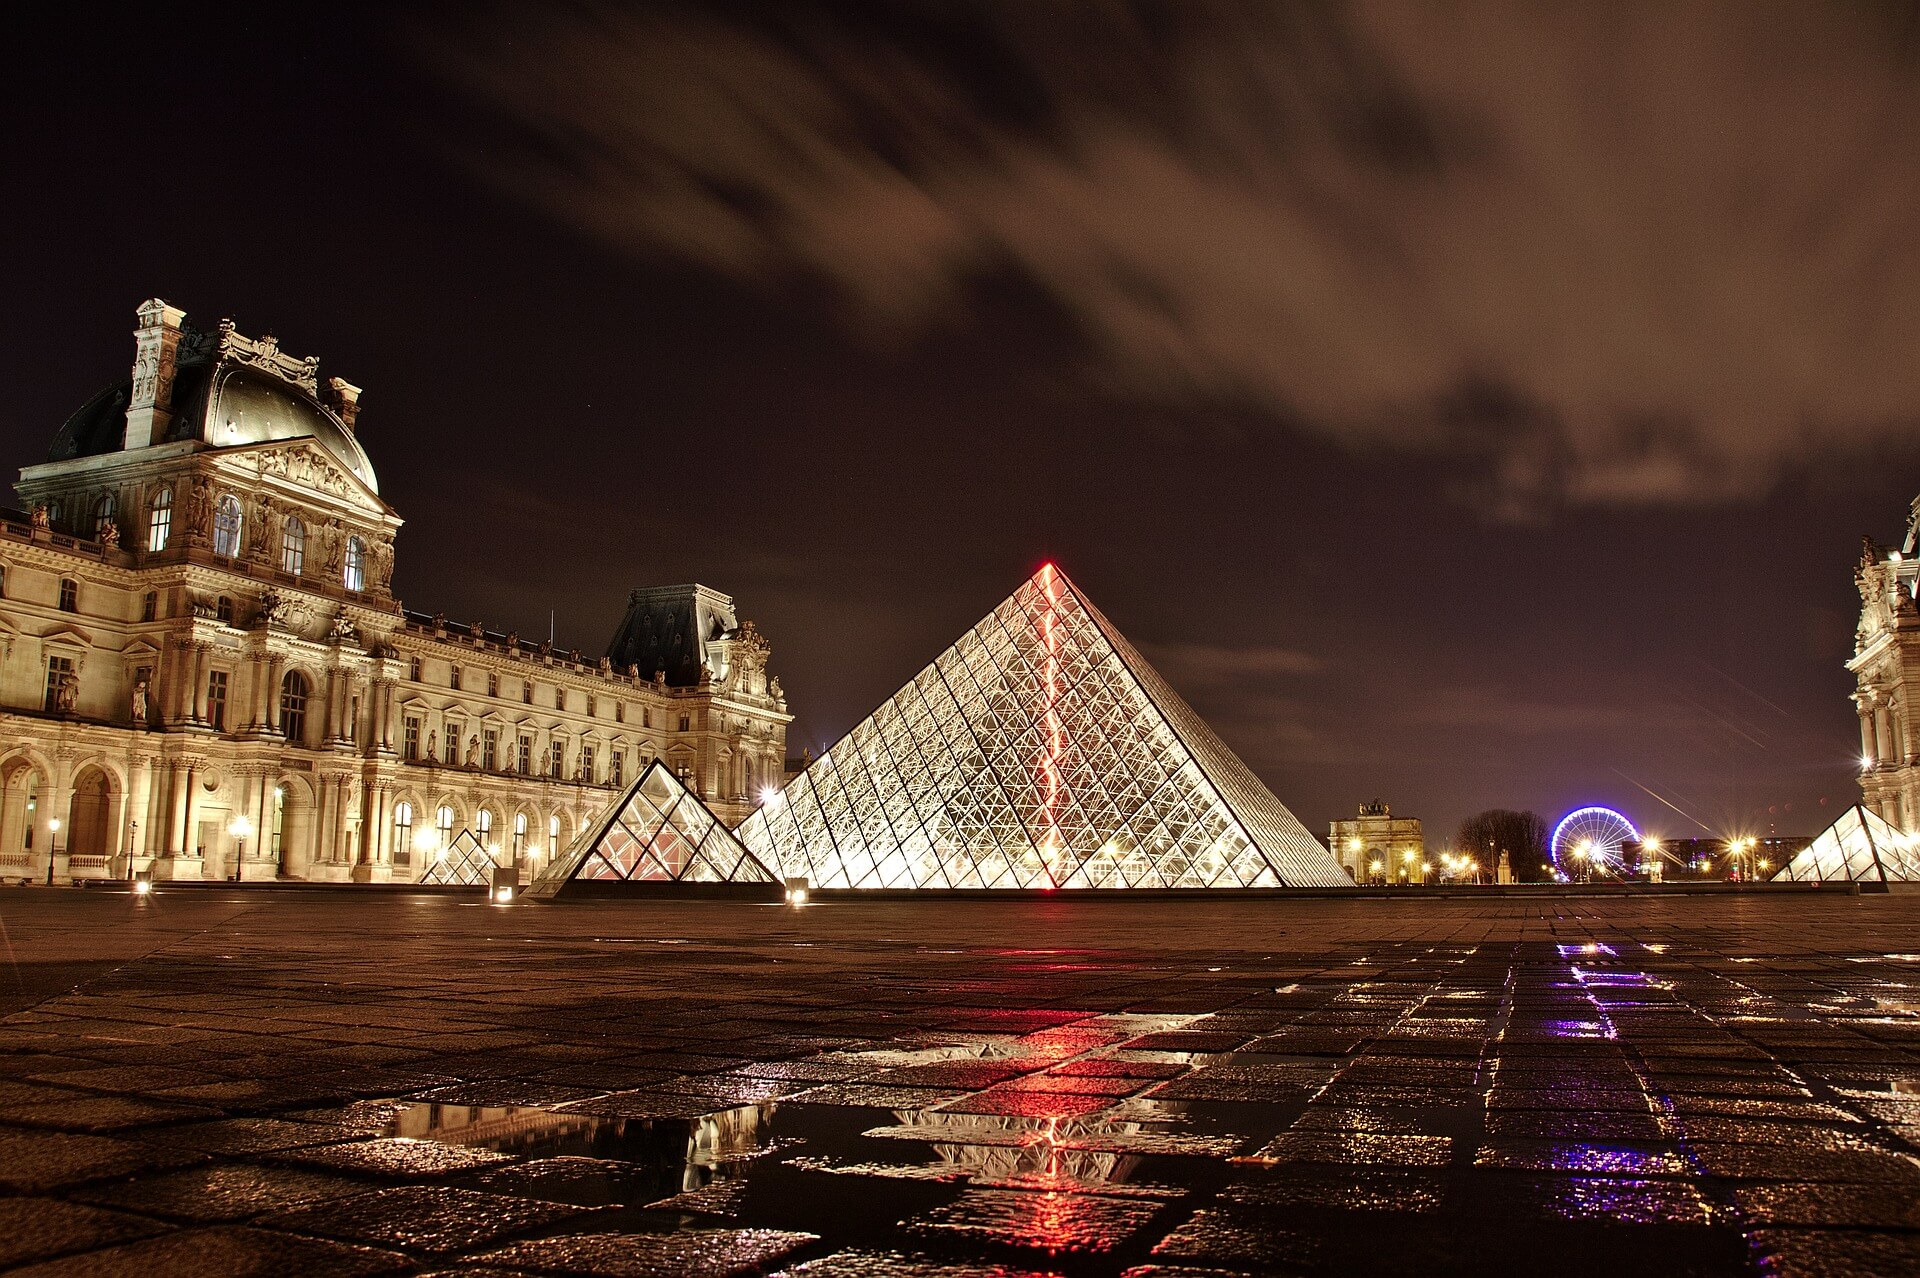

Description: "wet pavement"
1 888 1918 1275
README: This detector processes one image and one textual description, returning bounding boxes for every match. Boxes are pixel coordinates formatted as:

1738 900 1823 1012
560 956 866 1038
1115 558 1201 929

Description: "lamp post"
1573 842 1591 884
228 814 253 881
46 816 61 885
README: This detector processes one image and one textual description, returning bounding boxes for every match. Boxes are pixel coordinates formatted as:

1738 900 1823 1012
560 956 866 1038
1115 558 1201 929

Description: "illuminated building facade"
0 298 788 884
671 564 1345 890
1852 513 1920 831
1328 801 1425 883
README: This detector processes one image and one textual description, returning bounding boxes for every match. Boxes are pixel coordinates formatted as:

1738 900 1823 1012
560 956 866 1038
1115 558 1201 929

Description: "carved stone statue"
54 671 77 714
598 656 612 674
29 505 49 531
426 728 438 760
465 735 479 767
185 477 212 541
506 630 518 650
323 519 345 573
247 494 273 562
369 539 394 590
329 609 357 643
469 620 483 638
131 679 149 723
97 520 119 549
256 588 289 627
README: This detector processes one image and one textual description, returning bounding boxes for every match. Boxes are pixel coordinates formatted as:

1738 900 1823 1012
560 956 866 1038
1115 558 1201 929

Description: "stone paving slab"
3 888 1920 1274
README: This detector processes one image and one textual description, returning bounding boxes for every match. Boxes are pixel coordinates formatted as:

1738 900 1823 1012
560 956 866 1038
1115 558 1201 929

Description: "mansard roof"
604 584 738 687
50 320 379 494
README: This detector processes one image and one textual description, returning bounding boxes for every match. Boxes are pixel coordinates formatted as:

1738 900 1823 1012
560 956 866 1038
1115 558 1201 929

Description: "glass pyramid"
1772 805 1920 884
733 564 1349 889
417 830 504 886
527 759 780 898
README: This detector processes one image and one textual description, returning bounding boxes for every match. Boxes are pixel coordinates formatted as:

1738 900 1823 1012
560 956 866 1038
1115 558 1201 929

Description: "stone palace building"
1853 501 1920 833
0 299 790 884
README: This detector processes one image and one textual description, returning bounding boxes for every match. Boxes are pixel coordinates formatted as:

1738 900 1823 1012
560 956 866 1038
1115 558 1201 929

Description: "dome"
47 325 379 495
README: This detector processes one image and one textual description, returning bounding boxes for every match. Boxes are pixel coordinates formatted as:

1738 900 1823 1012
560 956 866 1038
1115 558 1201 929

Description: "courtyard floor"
0 887 1918 1276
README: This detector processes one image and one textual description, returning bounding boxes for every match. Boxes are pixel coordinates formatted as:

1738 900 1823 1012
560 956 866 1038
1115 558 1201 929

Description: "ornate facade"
1851 504 1920 833
0 299 789 885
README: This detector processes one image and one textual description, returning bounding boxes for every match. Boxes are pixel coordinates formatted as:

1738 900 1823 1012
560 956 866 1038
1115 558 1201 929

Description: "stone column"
265 656 286 733
190 645 212 723
181 759 204 861
126 755 154 872
1877 707 1896 766
1862 710 1878 762
322 668 340 742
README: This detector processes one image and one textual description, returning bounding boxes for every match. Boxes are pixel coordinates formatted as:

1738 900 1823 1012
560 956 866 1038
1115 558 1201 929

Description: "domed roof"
48 322 379 495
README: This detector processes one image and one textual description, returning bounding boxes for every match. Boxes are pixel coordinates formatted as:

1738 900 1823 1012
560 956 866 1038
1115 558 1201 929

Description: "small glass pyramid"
417 830 504 886
528 759 779 897
734 564 1348 889
1772 805 1920 883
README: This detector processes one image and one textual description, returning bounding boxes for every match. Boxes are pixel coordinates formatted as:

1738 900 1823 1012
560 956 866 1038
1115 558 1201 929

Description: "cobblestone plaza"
2 888 1918 1275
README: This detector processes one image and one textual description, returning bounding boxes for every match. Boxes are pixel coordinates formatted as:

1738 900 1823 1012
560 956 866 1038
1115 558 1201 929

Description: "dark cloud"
433 0 1920 513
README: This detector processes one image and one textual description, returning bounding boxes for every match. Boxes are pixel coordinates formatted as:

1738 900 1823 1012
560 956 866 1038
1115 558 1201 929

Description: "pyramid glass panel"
527 760 780 897
417 830 504 886
736 565 1349 889
1772 805 1918 884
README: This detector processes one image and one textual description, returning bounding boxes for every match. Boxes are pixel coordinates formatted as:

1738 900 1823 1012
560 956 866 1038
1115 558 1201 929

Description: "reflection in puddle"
386 1099 777 1200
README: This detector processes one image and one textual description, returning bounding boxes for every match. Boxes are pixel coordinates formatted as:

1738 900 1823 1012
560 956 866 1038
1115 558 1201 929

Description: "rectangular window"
611 750 624 788
556 687 566 712
449 665 461 692
550 740 565 778
643 707 652 729
580 745 595 784
409 657 421 681
523 679 534 704
587 695 597 718
43 655 73 712
615 702 625 724
483 729 498 771
517 735 531 774
678 715 690 733
58 579 77 612
445 722 461 766
487 672 499 697
141 591 157 622
404 716 420 761
206 669 228 731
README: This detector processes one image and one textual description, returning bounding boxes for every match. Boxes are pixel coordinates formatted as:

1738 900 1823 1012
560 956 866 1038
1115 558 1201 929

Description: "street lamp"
46 817 61 885
229 814 253 878
1572 843 1591 883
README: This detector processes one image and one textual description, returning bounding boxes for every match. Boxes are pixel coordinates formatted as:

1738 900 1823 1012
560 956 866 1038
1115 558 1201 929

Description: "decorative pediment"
240 440 382 510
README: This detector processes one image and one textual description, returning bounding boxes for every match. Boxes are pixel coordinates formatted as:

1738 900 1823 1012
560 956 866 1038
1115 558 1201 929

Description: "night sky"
9 3 1920 844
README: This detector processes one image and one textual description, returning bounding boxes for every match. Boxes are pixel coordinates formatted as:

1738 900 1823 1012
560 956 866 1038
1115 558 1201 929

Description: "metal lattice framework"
1549 806 1639 871
417 830 503 886
1773 805 1920 884
732 564 1348 889
530 759 779 896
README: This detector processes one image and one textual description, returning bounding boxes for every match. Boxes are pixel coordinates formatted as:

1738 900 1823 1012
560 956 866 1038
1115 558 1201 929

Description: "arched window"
548 814 560 860
393 801 413 860
477 809 493 844
147 487 172 552
281 515 305 575
343 536 365 592
93 492 116 541
280 670 309 744
213 495 242 558
437 804 455 852
58 578 77 612
513 812 528 859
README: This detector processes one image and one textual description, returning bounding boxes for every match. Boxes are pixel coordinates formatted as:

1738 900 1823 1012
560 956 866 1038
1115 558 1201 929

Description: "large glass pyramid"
1771 805 1920 884
734 564 1349 889
527 760 780 898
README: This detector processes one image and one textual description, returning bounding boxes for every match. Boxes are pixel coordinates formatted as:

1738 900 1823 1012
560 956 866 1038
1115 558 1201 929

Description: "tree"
1457 809 1550 882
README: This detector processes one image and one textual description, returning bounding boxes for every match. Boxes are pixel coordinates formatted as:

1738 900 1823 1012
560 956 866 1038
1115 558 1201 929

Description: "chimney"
327 376 362 434
123 298 188 450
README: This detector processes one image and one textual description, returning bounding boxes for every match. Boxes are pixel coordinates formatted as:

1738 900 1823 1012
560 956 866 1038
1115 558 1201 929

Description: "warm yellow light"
1346 837 1361 851
1758 858 1770 871
133 879 153 896
1643 836 1662 853
492 886 514 904
1420 862 1432 874
1368 859 1383 873
787 887 809 905
413 828 440 853
228 814 253 839
1863 755 1876 770
1403 850 1417 863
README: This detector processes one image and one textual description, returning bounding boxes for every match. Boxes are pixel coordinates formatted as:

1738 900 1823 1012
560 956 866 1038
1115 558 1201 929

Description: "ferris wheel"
1550 806 1640 872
